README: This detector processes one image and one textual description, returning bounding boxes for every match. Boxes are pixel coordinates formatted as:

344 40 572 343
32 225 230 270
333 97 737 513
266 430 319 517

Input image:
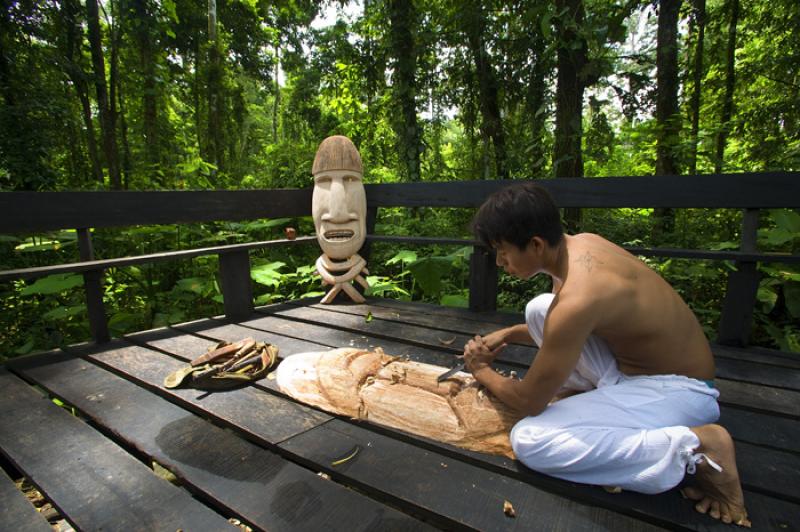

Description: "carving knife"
436 362 466 382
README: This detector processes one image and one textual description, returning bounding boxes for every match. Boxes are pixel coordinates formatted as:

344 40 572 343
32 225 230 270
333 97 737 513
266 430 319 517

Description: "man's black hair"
472 182 564 250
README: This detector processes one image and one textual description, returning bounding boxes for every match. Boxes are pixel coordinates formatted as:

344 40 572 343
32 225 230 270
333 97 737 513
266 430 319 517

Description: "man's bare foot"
681 424 751 527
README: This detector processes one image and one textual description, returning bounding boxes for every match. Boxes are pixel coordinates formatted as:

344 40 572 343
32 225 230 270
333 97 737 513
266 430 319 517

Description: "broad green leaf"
757 285 778 313
251 261 286 287
408 257 452 296
14 339 34 355
20 274 83 295
43 305 86 320
770 209 800 233
386 250 417 266
760 227 797 246
784 282 800 318
440 293 468 308
175 277 208 294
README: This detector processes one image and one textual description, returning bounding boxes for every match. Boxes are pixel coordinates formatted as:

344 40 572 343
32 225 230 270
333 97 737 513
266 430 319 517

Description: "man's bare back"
559 233 714 380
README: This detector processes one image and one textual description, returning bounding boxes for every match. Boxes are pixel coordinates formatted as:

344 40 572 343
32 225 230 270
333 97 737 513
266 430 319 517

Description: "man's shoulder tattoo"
576 251 604 272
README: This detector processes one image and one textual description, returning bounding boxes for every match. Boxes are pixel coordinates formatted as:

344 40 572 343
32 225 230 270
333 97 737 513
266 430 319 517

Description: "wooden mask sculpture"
312 136 370 303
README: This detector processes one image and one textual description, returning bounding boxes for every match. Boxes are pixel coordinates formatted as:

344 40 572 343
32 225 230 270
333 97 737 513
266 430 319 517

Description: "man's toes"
709 500 721 520
721 510 732 524
681 486 703 501
694 497 712 514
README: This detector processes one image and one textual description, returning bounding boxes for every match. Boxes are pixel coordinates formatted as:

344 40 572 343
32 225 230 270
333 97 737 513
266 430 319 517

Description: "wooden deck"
1 296 799 531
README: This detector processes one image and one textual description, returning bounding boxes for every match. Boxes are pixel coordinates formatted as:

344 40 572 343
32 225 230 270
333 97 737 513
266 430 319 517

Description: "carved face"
312 169 366 259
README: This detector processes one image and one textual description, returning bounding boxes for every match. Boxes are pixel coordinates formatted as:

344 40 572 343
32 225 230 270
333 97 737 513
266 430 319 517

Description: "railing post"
717 208 760 346
77 228 110 343
469 246 497 312
218 250 253 321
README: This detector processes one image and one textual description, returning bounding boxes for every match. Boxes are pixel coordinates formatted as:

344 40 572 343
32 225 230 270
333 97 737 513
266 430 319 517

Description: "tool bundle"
164 338 277 390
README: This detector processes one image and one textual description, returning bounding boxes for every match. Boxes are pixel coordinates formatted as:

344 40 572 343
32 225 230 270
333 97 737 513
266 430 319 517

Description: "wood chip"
603 485 623 494
503 499 516 517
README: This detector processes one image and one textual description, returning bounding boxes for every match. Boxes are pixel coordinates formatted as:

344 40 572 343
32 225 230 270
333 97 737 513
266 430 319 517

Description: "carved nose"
322 177 356 222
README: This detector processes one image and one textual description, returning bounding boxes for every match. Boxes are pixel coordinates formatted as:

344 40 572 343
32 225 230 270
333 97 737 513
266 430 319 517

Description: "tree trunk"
273 42 281 142
553 0 587 230
715 0 739 173
654 0 683 236
463 1 507 180
86 0 121 189
207 0 224 177
655 0 682 177
688 0 706 175
60 0 104 185
527 35 549 177
388 0 422 181
109 0 127 189
133 0 159 173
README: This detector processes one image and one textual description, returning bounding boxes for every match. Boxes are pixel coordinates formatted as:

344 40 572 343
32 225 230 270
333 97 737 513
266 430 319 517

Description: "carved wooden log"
277 348 523 458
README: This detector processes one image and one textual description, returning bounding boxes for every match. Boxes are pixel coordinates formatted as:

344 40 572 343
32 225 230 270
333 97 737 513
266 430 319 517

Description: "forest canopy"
0 0 798 356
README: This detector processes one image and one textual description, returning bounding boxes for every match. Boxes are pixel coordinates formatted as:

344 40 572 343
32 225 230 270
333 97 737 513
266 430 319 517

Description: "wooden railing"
1 172 798 346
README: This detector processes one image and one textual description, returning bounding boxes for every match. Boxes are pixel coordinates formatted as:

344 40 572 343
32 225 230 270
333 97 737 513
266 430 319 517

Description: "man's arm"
465 295 596 416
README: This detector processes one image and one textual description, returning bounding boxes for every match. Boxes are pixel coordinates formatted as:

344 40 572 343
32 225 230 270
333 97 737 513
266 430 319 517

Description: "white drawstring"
682 450 724 474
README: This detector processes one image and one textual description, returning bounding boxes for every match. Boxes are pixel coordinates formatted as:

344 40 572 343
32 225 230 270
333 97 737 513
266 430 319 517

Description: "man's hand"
463 335 507 374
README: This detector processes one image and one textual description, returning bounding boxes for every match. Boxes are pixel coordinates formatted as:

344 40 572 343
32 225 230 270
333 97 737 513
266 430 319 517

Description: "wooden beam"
718 209 761 346
469 246 497 312
365 172 800 209
0 189 312 233
218 250 253 321
77 228 109 343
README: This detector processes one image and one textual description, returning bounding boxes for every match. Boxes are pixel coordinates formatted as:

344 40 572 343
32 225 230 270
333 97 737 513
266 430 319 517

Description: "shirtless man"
463 182 750 527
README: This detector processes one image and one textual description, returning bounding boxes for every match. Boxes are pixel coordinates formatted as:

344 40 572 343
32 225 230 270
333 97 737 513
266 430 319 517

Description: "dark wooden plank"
365 296 524 328
281 419 669 531
0 236 316 282
65 337 669 530
712 343 800 370
169 313 519 373
65 340 331 444
139 319 800 530
0 469 52 532
718 407 800 454
716 379 800 418
0 367 234 532
368 237 800 264
714 357 800 391
281 419 799 532
3 173 798 234
363 172 800 208
9 351 430 532
258 302 534 367
0 189 312 232
294 300 800 391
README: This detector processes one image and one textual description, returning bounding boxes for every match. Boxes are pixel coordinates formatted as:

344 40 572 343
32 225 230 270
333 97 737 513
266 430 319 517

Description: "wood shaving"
603 485 623 494
438 336 457 345
503 500 516 517
331 445 361 466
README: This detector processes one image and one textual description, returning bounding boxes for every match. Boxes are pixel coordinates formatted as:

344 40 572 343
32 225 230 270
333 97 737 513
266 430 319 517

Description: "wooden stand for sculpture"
277 347 523 458
316 254 370 304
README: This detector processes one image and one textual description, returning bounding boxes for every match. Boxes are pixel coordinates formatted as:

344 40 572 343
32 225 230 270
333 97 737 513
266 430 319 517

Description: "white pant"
510 294 721 494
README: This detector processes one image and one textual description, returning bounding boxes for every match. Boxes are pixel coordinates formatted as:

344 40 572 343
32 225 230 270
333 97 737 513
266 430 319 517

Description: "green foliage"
0 0 797 355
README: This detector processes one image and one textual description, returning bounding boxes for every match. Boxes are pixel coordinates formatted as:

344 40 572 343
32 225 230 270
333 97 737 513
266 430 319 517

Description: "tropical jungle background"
0 0 798 359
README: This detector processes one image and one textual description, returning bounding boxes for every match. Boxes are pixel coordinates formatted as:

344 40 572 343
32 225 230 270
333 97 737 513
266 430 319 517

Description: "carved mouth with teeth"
324 229 355 242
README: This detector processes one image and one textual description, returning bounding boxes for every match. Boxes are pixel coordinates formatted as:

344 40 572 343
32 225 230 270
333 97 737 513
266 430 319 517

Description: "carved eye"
315 175 331 185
